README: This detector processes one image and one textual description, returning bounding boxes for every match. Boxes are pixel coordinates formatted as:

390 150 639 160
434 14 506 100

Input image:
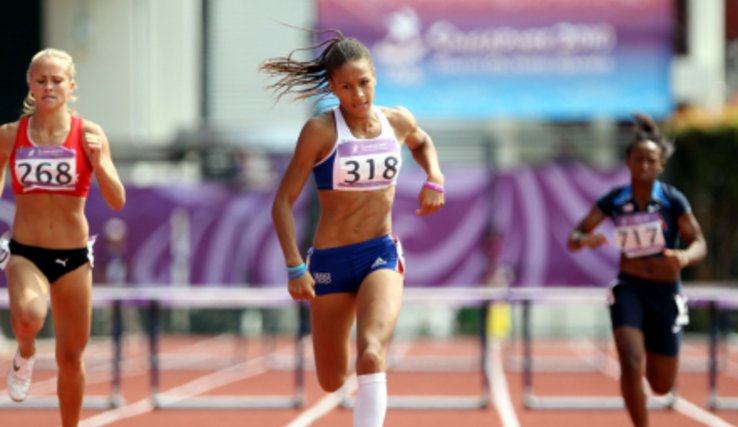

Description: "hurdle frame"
134 287 307 410
689 287 738 410
3 283 737 412
510 287 679 410
338 287 506 410
0 292 126 410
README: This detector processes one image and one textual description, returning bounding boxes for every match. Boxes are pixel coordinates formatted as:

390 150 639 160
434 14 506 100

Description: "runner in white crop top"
313 106 402 191
263 31 444 427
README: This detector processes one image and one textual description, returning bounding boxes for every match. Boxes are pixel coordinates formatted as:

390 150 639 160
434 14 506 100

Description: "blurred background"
0 0 736 338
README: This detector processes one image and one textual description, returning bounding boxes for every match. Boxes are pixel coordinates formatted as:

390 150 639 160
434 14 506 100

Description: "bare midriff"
12 193 89 249
620 256 680 283
313 186 395 249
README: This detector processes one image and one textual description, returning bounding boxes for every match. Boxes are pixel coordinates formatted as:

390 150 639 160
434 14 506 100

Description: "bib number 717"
615 219 665 258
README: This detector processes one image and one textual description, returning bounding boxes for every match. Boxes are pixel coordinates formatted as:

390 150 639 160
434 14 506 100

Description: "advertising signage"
317 0 674 120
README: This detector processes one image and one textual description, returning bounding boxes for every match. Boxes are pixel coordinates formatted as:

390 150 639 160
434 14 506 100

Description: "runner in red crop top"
10 115 93 196
0 48 125 427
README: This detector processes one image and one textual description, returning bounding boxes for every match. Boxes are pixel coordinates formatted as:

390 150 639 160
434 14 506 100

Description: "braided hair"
260 29 373 102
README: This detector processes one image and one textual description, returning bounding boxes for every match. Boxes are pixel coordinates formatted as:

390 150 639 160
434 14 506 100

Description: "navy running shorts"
609 273 688 357
307 234 404 296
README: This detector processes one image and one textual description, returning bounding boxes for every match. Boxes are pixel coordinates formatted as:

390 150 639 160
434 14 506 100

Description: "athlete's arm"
390 106 444 216
272 115 332 301
82 120 126 211
568 206 608 251
0 122 18 200
663 212 707 269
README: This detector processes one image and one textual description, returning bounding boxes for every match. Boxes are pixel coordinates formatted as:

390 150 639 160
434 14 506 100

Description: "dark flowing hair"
626 113 676 160
259 28 373 102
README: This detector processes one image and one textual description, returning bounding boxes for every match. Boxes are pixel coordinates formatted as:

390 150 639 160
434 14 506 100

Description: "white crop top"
312 106 402 191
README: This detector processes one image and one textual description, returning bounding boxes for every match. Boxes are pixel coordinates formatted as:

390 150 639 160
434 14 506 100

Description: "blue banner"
317 0 674 120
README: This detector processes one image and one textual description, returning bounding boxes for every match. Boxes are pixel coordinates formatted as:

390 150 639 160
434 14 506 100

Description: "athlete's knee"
56 350 85 377
618 351 644 378
648 378 674 395
356 343 385 374
11 306 47 337
646 371 676 395
317 370 348 392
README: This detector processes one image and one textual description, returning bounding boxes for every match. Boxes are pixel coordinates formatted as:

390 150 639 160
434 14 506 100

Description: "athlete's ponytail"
260 28 373 102
626 113 675 160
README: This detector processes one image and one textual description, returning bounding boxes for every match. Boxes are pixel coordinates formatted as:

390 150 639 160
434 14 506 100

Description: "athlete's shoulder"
0 120 21 153
301 110 336 137
379 105 413 123
80 117 104 136
602 184 629 200
657 181 690 206
658 181 683 196
379 105 417 136
296 110 337 156
596 184 629 210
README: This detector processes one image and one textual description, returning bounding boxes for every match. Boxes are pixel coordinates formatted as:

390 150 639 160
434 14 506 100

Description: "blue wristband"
287 263 305 273
288 267 307 279
287 263 307 279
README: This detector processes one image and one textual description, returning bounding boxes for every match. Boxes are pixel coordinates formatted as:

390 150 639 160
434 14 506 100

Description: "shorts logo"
371 257 387 269
313 272 332 285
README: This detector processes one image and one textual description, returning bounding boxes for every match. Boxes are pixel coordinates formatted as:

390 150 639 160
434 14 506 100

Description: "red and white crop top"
312 106 402 191
10 115 92 197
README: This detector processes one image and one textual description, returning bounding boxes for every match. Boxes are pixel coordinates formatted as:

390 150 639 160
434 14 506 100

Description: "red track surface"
1 335 737 426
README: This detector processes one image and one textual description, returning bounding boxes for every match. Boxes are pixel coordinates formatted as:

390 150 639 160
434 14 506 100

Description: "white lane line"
491 340 521 427
284 340 413 427
572 339 736 427
77 336 296 427
285 377 358 427
0 334 232 398
78 356 269 427
673 398 736 427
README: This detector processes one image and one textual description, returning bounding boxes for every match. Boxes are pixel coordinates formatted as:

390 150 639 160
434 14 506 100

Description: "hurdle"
0 289 126 409
340 287 507 410
509 286 678 410
686 285 738 410
111 287 306 409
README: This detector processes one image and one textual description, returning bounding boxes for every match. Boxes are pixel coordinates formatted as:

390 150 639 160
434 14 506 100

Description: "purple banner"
317 0 674 120
0 163 628 288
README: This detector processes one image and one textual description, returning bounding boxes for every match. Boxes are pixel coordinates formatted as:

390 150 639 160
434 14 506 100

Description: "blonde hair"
22 48 77 117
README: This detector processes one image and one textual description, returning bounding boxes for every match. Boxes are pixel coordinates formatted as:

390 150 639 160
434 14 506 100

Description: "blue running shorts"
307 234 404 296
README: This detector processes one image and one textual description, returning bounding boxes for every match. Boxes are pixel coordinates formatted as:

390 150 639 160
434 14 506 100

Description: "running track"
1 334 737 426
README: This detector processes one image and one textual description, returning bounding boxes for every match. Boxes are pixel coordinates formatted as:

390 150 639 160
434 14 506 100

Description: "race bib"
614 212 666 258
335 139 401 190
15 146 78 192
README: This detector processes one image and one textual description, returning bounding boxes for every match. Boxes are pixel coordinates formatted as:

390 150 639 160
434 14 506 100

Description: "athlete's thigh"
310 292 357 374
355 269 403 349
50 264 93 354
6 256 50 317
613 325 646 363
645 351 679 388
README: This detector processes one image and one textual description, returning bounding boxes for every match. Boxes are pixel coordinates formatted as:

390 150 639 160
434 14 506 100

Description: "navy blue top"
596 181 690 252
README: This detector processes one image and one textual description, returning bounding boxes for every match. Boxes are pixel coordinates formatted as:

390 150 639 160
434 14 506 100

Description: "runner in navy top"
262 29 444 427
567 113 706 427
